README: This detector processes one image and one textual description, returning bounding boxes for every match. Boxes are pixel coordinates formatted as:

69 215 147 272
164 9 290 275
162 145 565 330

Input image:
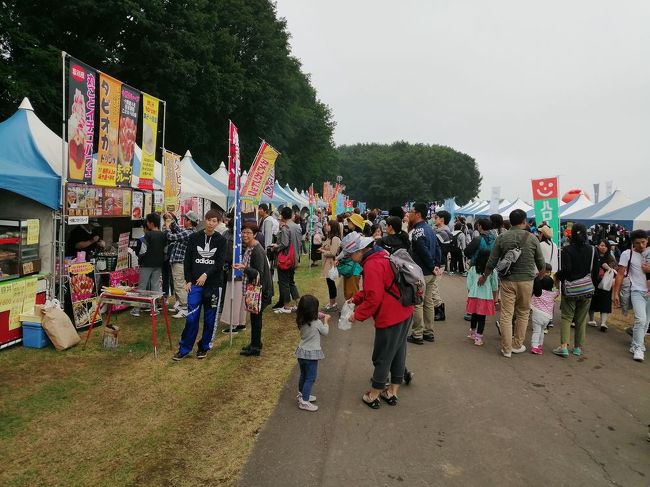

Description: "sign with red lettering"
67 59 96 183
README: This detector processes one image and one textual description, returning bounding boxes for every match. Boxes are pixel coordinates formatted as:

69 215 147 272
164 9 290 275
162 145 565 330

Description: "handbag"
564 246 595 298
598 268 616 292
277 242 295 270
244 277 262 314
619 252 633 314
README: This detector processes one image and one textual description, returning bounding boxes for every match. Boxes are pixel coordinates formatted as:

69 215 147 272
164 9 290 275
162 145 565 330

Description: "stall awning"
0 101 61 209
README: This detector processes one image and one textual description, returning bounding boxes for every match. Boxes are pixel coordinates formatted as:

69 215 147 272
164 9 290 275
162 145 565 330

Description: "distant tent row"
456 191 649 230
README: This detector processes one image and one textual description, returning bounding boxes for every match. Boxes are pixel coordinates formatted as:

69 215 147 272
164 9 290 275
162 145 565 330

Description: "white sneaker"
172 309 187 319
130 308 141 317
274 307 292 314
298 399 318 411
587 320 598 327
512 345 526 354
296 392 316 402
633 348 645 362
500 348 512 358
173 301 180 311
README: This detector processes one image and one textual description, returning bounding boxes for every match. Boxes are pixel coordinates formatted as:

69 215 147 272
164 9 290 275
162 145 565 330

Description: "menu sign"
144 192 153 216
102 188 131 216
68 262 100 329
116 232 130 270
66 184 103 216
95 73 122 186
116 85 140 187
131 191 144 220
153 191 163 213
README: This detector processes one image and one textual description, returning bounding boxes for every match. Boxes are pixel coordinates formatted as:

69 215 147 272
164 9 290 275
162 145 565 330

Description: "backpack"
385 248 425 307
450 232 462 249
495 232 531 278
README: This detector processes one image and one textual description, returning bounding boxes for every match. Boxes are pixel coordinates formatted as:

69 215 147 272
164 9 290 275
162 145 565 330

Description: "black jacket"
556 244 598 284
183 230 227 287
244 242 274 308
379 232 410 255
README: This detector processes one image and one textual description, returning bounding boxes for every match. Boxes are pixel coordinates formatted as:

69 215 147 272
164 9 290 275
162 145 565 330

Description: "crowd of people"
129 201 649 413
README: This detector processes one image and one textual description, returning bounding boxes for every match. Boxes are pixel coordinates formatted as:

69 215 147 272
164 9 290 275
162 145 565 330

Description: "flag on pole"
531 177 560 246
229 121 242 278
263 166 275 200
227 122 239 191
240 141 279 206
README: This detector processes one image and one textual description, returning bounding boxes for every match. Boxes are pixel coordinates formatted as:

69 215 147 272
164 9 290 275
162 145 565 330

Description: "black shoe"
241 343 263 351
235 324 247 332
240 347 260 356
404 370 414 385
463 313 472 322
172 352 190 361
407 335 424 345
223 326 239 334
272 302 284 310
196 349 208 360
434 304 446 321
422 334 435 342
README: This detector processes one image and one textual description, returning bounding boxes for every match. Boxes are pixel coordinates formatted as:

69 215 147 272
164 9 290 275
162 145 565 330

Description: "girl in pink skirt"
466 250 498 346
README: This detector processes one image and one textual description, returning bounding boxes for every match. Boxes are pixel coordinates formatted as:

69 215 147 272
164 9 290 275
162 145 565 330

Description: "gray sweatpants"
138 267 162 293
371 317 412 389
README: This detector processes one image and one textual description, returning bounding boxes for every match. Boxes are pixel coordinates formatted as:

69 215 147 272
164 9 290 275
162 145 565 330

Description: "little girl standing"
530 263 559 355
465 250 498 346
295 295 329 412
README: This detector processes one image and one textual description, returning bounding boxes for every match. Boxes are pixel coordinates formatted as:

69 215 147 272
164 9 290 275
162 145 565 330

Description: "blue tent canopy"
0 109 60 209
596 196 650 230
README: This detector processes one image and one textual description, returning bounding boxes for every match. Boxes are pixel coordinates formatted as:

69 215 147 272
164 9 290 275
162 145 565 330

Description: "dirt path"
238 275 650 487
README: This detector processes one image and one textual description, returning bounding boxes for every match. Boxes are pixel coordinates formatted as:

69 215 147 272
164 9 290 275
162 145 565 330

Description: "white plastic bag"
338 301 355 330
598 268 616 291
327 266 339 280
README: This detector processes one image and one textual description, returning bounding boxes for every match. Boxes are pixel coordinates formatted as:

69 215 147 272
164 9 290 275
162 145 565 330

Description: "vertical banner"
240 141 280 206
532 177 560 246
489 186 501 214
95 73 122 186
444 198 456 223
228 122 242 278
336 193 345 215
593 183 600 204
227 121 239 191
139 94 159 190
262 166 275 200
605 180 613 196
116 85 140 186
67 59 97 183
163 150 181 213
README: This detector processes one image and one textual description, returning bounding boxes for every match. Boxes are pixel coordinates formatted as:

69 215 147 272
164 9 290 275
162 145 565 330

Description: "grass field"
0 261 328 487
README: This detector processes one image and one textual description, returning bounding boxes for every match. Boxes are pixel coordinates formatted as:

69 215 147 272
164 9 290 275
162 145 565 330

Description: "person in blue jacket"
407 203 442 345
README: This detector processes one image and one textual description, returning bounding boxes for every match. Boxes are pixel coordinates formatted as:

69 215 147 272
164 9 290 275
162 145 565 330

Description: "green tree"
337 142 482 208
0 0 337 188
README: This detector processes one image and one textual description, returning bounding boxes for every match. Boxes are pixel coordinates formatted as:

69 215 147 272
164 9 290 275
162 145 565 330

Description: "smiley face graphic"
533 178 558 200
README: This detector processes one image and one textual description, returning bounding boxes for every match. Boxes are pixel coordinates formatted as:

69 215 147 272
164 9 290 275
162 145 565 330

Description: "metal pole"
58 51 68 302
160 100 167 203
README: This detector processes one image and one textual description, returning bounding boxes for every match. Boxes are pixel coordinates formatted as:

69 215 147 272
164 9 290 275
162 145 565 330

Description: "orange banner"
240 141 279 206
95 73 122 186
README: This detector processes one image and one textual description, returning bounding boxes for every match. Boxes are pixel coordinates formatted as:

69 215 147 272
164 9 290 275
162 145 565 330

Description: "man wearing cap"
164 210 198 318
346 233 414 408
407 202 442 345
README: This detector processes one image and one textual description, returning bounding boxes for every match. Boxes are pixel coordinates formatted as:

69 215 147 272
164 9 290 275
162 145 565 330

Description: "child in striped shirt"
530 263 559 354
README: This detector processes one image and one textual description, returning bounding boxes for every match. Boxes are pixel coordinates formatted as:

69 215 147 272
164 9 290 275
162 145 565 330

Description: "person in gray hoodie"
273 206 302 314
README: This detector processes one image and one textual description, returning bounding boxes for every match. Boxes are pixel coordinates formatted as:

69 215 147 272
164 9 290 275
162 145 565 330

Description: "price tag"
26 219 40 245
22 261 34 274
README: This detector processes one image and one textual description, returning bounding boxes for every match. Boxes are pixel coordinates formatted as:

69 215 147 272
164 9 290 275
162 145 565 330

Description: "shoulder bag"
563 246 595 298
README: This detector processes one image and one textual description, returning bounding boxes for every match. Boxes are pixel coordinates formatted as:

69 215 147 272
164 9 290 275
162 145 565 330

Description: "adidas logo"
197 243 217 259
195 258 215 265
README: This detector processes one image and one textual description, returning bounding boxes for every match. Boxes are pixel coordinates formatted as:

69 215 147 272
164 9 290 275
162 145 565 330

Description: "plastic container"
21 321 51 348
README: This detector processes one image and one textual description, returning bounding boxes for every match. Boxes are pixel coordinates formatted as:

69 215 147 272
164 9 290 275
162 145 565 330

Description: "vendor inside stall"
65 220 105 258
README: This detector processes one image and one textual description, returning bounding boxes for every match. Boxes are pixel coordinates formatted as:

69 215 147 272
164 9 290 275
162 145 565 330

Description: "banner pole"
228 123 235 346
58 51 67 302
160 100 167 200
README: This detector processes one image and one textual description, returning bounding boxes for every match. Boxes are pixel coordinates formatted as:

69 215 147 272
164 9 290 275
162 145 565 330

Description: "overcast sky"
274 0 649 203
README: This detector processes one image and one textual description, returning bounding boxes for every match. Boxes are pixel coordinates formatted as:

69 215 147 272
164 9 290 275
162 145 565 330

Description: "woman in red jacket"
347 235 414 409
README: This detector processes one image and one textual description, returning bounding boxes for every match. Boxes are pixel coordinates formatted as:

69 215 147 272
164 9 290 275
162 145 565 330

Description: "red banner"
531 177 558 201
228 121 240 191
116 85 140 187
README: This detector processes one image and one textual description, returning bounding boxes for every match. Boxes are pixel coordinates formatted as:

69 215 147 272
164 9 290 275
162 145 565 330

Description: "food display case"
0 219 41 282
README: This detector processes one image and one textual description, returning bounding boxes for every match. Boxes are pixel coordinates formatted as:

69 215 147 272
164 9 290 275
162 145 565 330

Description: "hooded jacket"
351 247 414 328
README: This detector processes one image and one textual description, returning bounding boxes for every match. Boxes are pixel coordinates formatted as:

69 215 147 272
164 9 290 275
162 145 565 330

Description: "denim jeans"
630 290 650 351
298 358 318 401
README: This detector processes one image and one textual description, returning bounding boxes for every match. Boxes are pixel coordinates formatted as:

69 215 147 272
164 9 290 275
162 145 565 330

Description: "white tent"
180 151 228 209
475 199 511 216
18 98 63 177
211 162 228 187
499 198 533 217
597 196 650 230
562 190 633 222
559 194 593 217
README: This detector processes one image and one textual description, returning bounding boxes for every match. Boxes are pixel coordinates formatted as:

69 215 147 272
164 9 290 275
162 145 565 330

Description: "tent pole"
58 51 67 302
160 100 167 208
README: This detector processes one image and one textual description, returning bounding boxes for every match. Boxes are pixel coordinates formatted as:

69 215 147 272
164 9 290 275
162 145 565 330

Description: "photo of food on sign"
119 116 136 164
68 88 86 180
142 122 155 155
73 299 99 329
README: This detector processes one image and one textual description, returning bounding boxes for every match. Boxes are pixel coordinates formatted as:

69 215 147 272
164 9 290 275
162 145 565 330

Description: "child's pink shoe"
531 346 543 355
467 329 476 340
473 334 483 346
